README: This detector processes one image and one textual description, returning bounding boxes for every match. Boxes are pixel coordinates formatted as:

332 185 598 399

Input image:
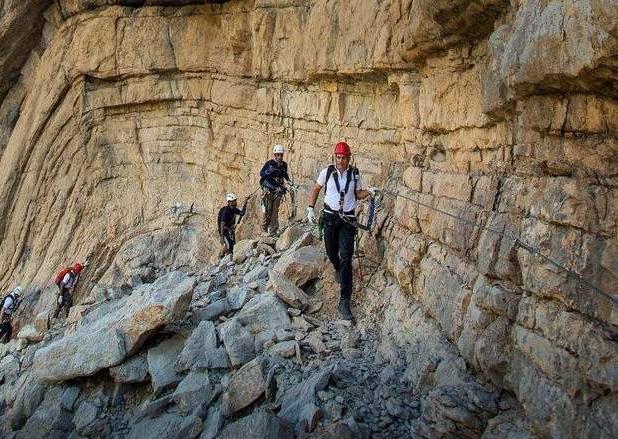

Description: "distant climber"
217 192 250 257
260 144 290 236
53 262 84 319
0 286 22 343
306 141 376 322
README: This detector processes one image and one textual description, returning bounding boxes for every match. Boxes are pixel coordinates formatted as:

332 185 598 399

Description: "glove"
306 206 316 224
367 187 379 197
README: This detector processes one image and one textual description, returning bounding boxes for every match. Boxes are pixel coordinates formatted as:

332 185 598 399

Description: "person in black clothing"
306 141 376 322
217 192 249 257
259 144 290 235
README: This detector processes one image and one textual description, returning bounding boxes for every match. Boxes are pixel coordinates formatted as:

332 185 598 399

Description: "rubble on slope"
0 223 538 438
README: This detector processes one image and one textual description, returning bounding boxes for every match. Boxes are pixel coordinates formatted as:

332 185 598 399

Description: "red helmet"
73 262 84 274
334 141 351 156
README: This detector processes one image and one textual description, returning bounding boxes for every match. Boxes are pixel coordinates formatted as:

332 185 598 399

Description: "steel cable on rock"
377 188 617 305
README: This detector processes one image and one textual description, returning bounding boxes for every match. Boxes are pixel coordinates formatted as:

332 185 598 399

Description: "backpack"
54 268 74 286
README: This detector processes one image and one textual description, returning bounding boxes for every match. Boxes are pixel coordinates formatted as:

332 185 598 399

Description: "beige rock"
266 270 310 310
273 245 325 287
16 325 43 343
222 358 266 416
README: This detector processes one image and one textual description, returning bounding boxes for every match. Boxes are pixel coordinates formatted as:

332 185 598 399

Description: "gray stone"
236 293 292 341
147 335 185 396
273 245 325 287
222 358 266 416
16 401 73 438
219 319 256 366
134 395 174 422
0 354 20 385
298 403 322 433
73 401 101 436
173 370 214 415
109 353 149 383
304 331 328 354
227 286 254 311
268 341 298 358
218 411 293 439
243 265 269 284
193 299 230 323
59 386 81 412
267 271 310 310
130 413 202 439
279 367 332 425
201 406 224 439
177 321 229 371
221 293 292 366
6 372 47 430
32 272 194 382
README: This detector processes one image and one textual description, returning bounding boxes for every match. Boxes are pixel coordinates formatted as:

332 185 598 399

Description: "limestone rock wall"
0 0 616 436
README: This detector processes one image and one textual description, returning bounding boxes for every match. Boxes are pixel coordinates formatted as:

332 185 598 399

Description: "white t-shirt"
2 295 16 315
61 272 78 288
316 166 366 213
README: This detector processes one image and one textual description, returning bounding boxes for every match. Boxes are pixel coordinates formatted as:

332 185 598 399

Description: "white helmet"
12 286 22 297
226 192 238 202
273 144 285 154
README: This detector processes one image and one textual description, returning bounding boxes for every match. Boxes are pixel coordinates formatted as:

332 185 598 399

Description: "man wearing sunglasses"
306 141 376 322
259 144 290 236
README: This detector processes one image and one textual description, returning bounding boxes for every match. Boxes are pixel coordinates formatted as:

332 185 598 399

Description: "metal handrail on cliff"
377 188 617 305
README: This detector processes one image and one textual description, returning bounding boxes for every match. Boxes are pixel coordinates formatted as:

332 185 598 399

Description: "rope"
378 188 617 304
264 169 613 305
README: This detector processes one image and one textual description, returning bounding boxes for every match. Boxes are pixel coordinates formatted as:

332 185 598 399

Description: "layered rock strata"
0 0 616 437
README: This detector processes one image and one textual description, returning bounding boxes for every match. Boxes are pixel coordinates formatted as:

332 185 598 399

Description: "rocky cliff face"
0 0 616 437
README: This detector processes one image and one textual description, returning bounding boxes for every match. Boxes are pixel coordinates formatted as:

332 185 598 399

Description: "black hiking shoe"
338 299 355 323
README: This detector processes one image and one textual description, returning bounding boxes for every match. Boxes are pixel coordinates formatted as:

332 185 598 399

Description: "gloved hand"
306 206 316 224
367 187 379 197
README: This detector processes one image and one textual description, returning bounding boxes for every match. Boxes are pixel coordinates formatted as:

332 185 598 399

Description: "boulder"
218 319 256 367
233 239 257 264
172 370 214 415
227 286 254 311
31 272 194 382
192 299 230 323
273 245 325 287
220 293 291 366
16 324 43 343
266 271 310 310
286 232 316 254
218 411 293 439
176 321 229 371
130 413 202 439
67 305 91 325
201 406 224 439
73 400 103 436
275 223 306 252
222 358 267 416
268 341 298 358
33 311 50 333
109 354 149 384
243 265 269 284
279 367 333 425
147 335 185 396
59 386 81 412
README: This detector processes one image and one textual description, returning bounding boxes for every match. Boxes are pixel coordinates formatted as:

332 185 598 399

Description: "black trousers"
0 318 12 343
223 227 236 253
323 213 356 301
54 286 73 318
